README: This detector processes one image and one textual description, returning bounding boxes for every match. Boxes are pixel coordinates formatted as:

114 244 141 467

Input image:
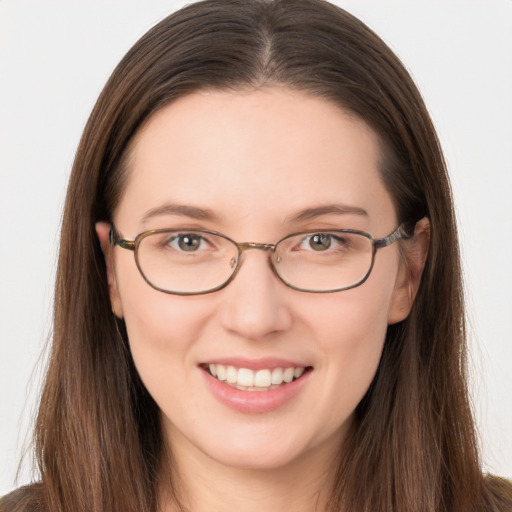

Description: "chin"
183 418 347 474
205 441 311 472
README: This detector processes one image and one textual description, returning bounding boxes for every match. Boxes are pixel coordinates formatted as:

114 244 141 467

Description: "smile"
204 364 310 391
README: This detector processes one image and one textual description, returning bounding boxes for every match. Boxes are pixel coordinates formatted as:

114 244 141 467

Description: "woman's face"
98 88 416 473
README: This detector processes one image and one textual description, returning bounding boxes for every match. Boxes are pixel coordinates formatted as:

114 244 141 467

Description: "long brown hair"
5 1 511 511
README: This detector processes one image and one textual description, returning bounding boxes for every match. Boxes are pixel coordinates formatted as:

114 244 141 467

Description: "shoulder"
0 483 45 512
485 475 512 512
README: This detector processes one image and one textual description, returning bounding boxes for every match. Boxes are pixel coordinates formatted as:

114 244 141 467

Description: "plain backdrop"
1 0 511 496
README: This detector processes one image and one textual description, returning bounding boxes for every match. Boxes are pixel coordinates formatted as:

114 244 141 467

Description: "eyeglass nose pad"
229 256 237 269
275 255 282 264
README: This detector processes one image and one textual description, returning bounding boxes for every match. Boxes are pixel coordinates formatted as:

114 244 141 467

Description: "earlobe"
387 217 430 325
95 221 124 318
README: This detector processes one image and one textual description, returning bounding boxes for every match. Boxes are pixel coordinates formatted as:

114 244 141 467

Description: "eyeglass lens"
135 230 375 294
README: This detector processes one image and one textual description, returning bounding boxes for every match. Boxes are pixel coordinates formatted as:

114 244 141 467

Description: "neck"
158 427 342 512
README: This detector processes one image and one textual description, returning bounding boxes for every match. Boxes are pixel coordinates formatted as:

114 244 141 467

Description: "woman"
2 0 511 511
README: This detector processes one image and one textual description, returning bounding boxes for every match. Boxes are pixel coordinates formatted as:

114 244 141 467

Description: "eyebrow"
141 202 368 225
287 204 369 223
142 203 218 223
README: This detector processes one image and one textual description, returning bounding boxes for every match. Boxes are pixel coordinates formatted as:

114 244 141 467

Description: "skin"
96 87 428 512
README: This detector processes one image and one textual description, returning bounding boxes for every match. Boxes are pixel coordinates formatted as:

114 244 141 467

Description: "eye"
307 233 332 251
298 233 348 252
169 233 208 252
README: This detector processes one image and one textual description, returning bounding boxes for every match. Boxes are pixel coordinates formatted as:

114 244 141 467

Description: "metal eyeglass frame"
109 223 412 295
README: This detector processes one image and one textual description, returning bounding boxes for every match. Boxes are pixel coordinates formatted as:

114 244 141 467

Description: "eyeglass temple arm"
374 223 413 249
109 226 136 251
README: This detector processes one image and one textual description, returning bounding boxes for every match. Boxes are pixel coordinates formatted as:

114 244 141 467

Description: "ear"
387 217 430 325
95 221 124 318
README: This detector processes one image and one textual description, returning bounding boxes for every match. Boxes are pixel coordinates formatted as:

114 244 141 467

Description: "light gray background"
1 0 511 495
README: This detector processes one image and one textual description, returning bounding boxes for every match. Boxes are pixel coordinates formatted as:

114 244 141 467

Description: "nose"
219 249 292 340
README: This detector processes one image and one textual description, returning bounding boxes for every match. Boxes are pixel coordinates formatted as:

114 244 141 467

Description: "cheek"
307 274 393 357
114 263 211 390
321 297 387 377
122 296 208 365
301 272 396 422
119 291 218 433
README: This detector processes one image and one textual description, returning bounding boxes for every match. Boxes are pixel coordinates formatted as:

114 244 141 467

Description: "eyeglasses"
109 224 411 295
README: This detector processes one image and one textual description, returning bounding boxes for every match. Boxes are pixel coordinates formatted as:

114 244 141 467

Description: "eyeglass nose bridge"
223 241 284 291
237 241 276 252
235 242 280 268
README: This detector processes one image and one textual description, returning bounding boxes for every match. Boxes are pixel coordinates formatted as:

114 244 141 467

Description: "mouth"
201 363 313 392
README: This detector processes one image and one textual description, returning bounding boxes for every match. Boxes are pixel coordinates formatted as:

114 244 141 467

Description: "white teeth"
226 365 238 384
237 368 254 387
271 367 283 384
216 364 227 381
283 367 294 383
254 369 272 387
207 364 307 390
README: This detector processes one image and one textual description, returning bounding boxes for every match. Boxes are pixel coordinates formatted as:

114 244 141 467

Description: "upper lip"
201 357 312 371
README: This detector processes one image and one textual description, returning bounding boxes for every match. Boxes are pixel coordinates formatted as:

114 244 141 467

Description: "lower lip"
201 368 312 414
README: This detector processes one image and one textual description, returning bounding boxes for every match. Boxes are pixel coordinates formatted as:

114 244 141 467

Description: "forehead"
116 88 396 234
